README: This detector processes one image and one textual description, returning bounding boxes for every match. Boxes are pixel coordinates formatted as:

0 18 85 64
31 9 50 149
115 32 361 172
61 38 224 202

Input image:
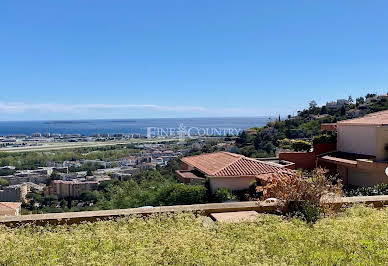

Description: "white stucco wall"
337 125 376 156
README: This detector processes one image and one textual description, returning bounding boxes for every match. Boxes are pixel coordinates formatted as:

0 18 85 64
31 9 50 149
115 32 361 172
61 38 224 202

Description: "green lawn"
1 205 388 265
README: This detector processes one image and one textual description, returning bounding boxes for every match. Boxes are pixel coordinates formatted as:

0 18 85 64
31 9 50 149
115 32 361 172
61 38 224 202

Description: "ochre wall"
209 176 256 193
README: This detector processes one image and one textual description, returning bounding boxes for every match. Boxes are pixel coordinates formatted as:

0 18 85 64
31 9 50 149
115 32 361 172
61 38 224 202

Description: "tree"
263 142 275 154
340 105 346 116
0 177 9 188
356 97 365 106
80 191 99 203
253 134 262 150
86 169 94 176
320 106 328 115
235 131 248 145
309 100 317 109
348 96 353 103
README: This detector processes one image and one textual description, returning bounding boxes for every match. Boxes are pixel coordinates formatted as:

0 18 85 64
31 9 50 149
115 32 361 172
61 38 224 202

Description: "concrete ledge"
1 195 388 227
325 195 388 208
0 201 278 227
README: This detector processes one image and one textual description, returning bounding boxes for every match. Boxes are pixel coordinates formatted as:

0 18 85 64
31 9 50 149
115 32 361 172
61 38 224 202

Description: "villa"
319 110 388 186
176 152 294 193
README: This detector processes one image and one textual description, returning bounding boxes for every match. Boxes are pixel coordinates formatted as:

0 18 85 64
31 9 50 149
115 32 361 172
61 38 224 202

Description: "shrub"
214 188 236 202
291 140 312 152
278 138 293 150
258 168 342 222
346 183 388 197
157 184 207 205
312 134 337 145
295 201 322 224
0 177 9 188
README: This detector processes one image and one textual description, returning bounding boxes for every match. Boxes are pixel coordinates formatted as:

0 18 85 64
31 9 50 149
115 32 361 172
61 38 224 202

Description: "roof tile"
337 110 388 126
182 152 293 177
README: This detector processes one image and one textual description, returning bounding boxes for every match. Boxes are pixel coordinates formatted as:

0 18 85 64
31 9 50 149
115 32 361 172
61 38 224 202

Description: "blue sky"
1 0 388 120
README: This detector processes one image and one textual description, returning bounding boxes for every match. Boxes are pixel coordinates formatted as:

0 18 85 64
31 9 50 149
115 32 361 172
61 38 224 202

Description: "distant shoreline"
0 117 272 136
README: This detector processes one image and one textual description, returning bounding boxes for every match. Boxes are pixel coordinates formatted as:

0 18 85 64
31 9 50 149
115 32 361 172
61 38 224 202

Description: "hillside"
236 93 388 158
1 205 388 265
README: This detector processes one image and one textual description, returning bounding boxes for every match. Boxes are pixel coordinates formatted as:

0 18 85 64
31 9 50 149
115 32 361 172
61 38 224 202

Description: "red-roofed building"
0 202 21 216
176 152 294 193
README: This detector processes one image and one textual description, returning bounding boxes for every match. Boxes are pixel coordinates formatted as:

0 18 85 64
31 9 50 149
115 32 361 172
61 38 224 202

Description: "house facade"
319 110 388 187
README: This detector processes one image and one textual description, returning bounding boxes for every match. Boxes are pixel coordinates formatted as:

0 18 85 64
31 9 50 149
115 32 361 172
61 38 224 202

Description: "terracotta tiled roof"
337 110 388 126
0 202 21 211
182 152 293 177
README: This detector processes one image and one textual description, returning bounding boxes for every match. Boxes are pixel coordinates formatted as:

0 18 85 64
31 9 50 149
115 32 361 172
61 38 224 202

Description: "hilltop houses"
326 99 349 110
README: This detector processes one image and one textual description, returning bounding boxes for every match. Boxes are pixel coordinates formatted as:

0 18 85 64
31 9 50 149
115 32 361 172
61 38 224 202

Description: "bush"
295 201 322 224
291 140 312 152
258 168 342 222
214 188 236 202
278 138 293 150
346 183 388 197
312 134 337 145
0 177 9 188
157 184 207 205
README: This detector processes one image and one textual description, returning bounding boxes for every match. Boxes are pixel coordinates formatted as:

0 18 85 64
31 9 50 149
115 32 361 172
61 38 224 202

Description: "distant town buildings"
0 184 28 202
44 180 99 199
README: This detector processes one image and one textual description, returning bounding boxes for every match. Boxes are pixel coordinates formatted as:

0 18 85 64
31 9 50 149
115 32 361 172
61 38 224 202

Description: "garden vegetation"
0 205 387 265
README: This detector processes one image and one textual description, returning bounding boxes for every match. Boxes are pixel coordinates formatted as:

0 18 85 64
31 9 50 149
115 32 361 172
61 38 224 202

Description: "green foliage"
214 188 236 202
156 184 207 206
79 191 100 203
291 140 312 152
346 183 388 197
278 138 293 149
0 168 16 176
1 206 388 265
312 134 337 145
0 145 142 170
295 201 321 224
0 177 9 188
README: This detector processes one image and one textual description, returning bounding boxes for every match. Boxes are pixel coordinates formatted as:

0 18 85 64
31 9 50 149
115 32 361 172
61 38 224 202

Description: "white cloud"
0 102 294 119
0 103 206 114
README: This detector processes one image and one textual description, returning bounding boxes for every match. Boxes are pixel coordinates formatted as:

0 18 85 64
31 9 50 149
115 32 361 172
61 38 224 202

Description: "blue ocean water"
0 117 272 136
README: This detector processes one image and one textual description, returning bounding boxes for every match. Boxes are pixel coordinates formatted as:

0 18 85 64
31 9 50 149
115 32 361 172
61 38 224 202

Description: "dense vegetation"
23 159 210 213
1 205 388 265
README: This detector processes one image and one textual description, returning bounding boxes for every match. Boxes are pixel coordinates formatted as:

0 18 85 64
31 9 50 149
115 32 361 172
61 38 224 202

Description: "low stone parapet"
1 195 388 227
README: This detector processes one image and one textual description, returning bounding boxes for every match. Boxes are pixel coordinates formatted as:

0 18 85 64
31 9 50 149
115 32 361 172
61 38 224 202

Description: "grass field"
1 205 387 265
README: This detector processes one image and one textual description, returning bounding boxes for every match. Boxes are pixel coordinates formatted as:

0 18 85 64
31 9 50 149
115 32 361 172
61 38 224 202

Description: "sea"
0 117 272 136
